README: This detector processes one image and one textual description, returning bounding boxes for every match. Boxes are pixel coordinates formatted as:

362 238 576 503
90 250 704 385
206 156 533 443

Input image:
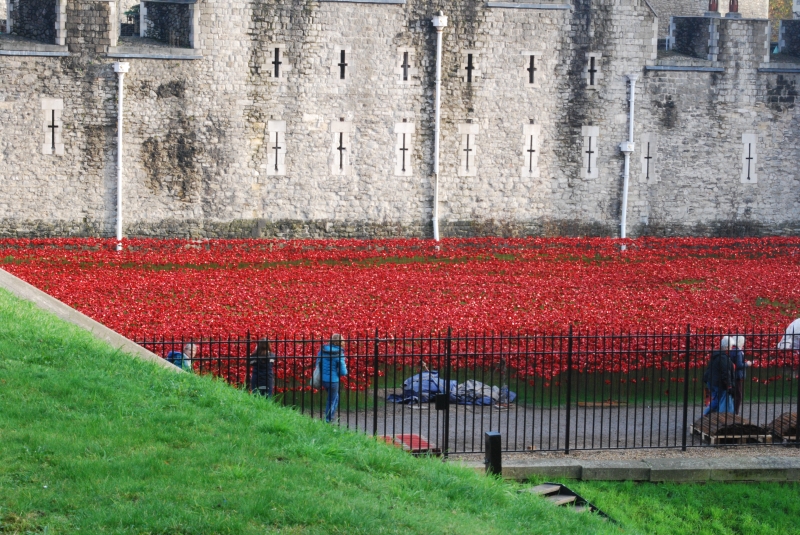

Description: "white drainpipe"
431 12 447 242
619 73 638 240
113 62 130 252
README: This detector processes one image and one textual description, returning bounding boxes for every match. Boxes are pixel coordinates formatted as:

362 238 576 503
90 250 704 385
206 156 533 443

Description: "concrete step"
525 483 561 496
547 494 577 506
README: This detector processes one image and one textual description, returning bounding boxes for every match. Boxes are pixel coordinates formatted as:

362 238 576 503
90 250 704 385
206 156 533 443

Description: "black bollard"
485 432 502 476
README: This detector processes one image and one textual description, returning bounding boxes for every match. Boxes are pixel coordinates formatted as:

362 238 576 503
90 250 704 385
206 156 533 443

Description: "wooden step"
573 505 590 513
547 494 577 506
525 484 561 496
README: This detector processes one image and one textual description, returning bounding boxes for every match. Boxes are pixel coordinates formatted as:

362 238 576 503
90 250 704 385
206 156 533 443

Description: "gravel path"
327 400 799 456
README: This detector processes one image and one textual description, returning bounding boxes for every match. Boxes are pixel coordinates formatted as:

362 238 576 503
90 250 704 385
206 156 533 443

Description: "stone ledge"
461 456 800 482
646 65 725 72
107 46 202 60
0 50 70 57
645 458 712 482
581 461 650 481
0 37 70 56
759 67 800 73
486 3 571 9
319 0 405 4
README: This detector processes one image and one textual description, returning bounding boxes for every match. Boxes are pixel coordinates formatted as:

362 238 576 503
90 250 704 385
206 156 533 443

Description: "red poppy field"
1 236 798 338
2 237 799 383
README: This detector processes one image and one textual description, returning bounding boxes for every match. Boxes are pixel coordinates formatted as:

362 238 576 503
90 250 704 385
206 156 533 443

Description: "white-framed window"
266 44 290 79
395 47 418 84
521 122 540 179
41 98 64 156
581 126 599 179
332 45 352 81
640 133 658 183
740 133 758 184
584 52 602 89
460 51 481 83
394 121 415 177
266 120 286 176
521 51 542 88
330 118 353 176
458 123 479 176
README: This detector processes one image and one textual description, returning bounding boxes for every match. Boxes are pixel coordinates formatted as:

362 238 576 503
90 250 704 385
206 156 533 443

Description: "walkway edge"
459 456 800 482
0 267 178 372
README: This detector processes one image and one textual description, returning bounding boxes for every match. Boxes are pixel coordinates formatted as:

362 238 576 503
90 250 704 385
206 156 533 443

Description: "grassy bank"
0 288 614 535
529 476 800 535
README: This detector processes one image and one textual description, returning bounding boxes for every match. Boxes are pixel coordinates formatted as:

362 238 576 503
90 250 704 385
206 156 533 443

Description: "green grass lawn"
528 475 800 535
0 288 616 535
3 286 800 535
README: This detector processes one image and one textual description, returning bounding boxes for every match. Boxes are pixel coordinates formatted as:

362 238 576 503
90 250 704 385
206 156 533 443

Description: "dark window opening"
6 0 57 44
144 1 191 48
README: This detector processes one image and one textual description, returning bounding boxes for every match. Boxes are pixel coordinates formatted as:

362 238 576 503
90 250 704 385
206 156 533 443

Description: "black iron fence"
136 327 800 455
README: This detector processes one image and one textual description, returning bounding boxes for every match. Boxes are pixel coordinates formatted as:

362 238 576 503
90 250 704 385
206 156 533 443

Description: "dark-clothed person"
723 335 751 415
316 334 348 423
703 343 735 415
249 339 275 397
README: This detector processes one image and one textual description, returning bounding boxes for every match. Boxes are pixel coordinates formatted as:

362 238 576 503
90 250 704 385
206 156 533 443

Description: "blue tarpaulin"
386 372 516 405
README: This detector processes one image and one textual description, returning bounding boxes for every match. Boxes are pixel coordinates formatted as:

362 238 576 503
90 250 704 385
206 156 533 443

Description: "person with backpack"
249 339 276 398
316 334 348 423
166 343 196 372
703 338 735 415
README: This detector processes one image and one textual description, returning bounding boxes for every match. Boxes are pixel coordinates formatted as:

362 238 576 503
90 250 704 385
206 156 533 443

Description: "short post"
485 432 502 476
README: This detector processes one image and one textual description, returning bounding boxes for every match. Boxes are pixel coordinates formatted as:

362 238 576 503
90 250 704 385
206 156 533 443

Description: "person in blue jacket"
316 333 347 423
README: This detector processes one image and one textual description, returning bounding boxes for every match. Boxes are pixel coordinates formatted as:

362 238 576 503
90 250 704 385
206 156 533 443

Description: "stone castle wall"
0 0 797 239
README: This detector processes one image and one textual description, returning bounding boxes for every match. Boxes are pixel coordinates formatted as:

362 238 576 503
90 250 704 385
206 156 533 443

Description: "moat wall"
0 0 797 239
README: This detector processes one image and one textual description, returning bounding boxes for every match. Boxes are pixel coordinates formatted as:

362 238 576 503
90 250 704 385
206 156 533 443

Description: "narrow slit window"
273 47 282 78
527 55 536 84
338 49 347 80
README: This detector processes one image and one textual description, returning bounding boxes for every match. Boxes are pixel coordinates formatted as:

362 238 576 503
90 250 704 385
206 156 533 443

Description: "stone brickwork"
0 0 798 239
